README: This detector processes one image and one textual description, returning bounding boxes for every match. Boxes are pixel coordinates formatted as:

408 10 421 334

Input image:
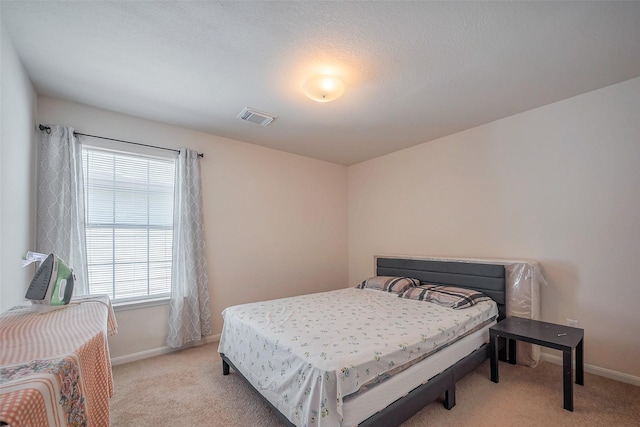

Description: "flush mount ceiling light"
302 75 345 102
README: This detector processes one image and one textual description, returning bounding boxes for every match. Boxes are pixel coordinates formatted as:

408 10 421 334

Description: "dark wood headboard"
376 256 507 320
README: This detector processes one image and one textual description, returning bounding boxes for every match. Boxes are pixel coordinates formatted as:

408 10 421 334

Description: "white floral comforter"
218 288 497 427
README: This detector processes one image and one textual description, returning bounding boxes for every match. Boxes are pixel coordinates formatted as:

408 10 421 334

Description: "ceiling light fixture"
302 75 345 102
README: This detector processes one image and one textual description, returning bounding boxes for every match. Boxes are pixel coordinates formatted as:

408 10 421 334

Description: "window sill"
113 297 170 312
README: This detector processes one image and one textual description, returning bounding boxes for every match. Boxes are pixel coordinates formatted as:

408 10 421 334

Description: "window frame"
81 140 177 305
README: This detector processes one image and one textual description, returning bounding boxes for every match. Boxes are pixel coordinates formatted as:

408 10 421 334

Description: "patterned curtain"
36 125 89 295
167 148 212 348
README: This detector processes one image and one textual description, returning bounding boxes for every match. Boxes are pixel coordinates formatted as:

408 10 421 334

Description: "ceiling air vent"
237 107 277 126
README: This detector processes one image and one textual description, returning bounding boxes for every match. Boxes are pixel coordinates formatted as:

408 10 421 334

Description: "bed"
218 257 507 426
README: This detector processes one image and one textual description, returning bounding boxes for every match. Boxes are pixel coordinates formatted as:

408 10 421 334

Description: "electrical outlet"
566 319 579 327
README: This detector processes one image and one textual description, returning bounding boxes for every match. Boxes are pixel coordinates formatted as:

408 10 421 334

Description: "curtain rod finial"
38 124 51 134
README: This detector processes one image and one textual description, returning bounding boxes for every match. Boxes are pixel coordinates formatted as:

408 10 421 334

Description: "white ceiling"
3 1 640 165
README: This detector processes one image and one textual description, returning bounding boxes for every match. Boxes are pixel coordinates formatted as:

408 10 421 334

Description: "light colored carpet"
110 343 639 426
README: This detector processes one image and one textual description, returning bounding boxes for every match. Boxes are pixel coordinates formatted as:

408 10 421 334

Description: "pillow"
400 285 491 309
357 276 420 294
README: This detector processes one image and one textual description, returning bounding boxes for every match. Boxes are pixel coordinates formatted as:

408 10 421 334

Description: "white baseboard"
110 333 221 366
540 353 640 386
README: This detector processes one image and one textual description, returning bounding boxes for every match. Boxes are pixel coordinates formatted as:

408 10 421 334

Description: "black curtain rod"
38 124 204 158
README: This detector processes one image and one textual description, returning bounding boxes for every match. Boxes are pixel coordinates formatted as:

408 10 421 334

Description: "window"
82 147 175 302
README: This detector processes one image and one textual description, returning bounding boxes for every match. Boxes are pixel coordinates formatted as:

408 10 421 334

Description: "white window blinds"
82 147 175 301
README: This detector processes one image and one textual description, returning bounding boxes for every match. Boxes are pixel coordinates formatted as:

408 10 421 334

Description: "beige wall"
38 96 349 358
5 41 638 382
0 25 37 312
348 77 640 380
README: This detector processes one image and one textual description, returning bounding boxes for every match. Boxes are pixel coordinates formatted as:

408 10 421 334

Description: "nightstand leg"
576 339 584 386
508 338 517 365
490 333 499 383
563 349 573 411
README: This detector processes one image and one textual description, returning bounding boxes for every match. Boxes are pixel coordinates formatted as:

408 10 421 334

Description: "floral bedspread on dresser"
218 288 498 427
0 355 86 426
0 295 117 427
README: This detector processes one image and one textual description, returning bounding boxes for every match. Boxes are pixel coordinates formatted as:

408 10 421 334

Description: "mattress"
218 287 498 427
341 322 494 426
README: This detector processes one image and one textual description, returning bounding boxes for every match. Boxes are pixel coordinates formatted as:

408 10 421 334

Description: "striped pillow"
400 285 491 309
357 276 420 294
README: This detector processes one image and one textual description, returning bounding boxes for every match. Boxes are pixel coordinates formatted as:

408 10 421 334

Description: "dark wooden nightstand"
489 317 584 411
